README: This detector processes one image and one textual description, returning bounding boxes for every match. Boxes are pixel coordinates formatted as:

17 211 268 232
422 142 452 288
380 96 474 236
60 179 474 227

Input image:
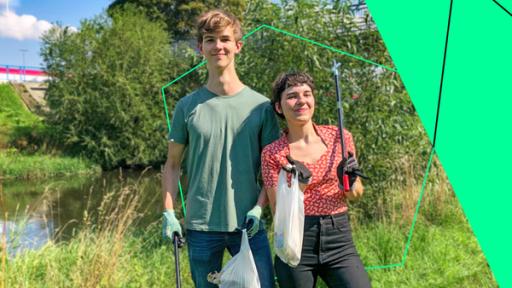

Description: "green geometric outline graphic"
492 0 512 16
160 24 430 271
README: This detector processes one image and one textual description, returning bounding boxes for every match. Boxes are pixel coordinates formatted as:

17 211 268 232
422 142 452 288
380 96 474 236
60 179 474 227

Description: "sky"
0 0 110 68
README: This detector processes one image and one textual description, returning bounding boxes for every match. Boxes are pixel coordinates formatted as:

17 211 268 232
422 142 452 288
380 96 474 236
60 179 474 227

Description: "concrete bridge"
10 82 48 114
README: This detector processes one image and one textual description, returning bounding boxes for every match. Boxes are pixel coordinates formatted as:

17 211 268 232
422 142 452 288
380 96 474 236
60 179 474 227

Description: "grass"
0 84 101 179
1 172 194 287
3 232 194 287
354 221 496 287
0 84 41 148
0 150 101 180
2 213 496 287
0 84 40 125
1 162 498 288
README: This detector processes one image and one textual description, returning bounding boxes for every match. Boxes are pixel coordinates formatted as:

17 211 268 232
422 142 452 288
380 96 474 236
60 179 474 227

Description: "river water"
0 169 166 257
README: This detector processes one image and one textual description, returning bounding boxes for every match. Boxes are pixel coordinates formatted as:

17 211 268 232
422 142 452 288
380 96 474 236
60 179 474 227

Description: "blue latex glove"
245 205 262 238
162 209 182 241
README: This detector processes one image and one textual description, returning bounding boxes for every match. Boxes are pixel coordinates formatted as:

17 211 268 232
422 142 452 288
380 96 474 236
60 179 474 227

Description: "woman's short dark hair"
271 72 315 119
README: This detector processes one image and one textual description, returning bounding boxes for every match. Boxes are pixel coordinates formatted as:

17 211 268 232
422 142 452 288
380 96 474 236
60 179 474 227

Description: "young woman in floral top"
261 72 371 288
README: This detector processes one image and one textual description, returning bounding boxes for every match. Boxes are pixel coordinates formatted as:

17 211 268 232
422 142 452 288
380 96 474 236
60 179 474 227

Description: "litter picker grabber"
331 60 351 192
173 234 185 288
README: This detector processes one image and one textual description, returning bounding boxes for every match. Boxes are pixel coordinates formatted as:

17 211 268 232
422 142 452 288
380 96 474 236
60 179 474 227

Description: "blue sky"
0 0 110 68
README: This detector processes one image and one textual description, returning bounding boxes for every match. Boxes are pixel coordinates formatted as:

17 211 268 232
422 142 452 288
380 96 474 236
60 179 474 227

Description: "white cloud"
0 10 53 40
66 26 78 33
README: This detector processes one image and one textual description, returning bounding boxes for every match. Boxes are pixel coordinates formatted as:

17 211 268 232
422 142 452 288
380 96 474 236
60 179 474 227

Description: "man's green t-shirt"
169 86 280 232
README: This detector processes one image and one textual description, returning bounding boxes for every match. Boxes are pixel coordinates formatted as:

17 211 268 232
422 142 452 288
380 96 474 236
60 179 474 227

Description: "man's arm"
162 142 185 210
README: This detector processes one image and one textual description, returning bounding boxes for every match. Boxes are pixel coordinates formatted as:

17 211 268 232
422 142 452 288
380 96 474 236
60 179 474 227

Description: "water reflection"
0 169 162 256
1 218 54 257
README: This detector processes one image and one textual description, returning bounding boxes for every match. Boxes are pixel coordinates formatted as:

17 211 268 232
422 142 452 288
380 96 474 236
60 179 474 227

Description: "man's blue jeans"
187 228 275 288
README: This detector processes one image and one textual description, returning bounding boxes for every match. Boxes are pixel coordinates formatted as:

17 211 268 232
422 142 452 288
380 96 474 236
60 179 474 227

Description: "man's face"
198 27 243 69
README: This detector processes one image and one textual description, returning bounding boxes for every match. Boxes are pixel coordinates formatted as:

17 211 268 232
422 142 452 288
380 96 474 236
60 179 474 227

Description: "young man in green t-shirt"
161 9 279 288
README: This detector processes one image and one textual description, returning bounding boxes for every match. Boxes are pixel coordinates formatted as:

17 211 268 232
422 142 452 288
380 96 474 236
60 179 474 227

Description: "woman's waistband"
304 211 348 222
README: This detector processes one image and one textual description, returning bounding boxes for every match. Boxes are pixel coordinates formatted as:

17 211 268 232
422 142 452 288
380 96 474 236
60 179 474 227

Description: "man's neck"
206 64 244 96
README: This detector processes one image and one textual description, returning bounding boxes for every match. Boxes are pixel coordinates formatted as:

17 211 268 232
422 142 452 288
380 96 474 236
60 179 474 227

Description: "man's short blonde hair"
196 9 243 43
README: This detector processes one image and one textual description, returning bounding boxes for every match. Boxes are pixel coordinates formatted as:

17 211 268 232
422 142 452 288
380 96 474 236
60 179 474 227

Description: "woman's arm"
265 186 277 216
261 144 281 216
256 187 269 208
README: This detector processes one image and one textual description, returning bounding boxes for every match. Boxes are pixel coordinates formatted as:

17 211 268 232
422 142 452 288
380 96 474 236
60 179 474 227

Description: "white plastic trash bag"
274 169 304 267
207 229 261 288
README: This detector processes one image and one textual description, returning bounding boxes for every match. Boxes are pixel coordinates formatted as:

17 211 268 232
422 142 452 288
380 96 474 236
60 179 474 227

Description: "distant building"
0 65 48 83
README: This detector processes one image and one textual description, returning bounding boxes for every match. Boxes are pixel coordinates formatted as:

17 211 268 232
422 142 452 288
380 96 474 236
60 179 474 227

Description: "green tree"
41 7 173 169
107 0 247 41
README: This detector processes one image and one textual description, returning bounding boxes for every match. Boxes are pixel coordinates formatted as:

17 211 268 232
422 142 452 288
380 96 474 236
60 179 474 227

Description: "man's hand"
337 152 368 189
162 209 182 241
283 155 312 185
245 205 262 238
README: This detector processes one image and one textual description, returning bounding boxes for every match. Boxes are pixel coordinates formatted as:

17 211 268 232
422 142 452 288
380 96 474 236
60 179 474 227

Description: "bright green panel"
366 0 512 287
436 1 512 287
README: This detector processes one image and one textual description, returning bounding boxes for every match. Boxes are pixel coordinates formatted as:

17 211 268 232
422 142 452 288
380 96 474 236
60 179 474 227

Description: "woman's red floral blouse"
261 125 356 216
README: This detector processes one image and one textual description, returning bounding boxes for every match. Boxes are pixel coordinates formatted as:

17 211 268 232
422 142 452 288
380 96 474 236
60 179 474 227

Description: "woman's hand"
283 155 312 184
337 152 367 200
282 155 312 191
337 152 367 188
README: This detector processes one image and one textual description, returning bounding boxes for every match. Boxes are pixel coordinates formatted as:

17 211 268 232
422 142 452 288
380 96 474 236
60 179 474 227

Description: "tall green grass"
3 216 496 287
1 163 498 287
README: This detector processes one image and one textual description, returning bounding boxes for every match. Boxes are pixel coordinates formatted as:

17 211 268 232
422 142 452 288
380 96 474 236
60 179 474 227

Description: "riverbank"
2 215 496 287
0 84 40 148
0 84 101 179
1 173 498 287
0 150 101 180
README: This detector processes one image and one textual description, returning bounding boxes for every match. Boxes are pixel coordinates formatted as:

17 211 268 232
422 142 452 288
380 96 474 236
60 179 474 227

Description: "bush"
41 6 173 169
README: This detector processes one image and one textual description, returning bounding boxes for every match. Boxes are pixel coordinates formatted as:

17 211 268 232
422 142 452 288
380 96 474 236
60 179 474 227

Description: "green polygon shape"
160 24 432 271
366 0 512 286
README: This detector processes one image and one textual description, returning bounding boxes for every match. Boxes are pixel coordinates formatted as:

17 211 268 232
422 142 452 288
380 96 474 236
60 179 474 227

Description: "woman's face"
276 83 315 125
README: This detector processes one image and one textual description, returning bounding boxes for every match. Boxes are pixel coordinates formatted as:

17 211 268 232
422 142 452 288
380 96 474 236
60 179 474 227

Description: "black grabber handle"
173 234 185 288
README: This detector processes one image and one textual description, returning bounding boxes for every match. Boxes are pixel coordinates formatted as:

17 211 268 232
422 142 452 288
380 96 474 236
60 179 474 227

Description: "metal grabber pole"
331 60 350 192
173 233 185 288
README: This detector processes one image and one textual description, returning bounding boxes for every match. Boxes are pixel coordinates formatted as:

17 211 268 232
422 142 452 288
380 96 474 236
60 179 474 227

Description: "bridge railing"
0 64 48 83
